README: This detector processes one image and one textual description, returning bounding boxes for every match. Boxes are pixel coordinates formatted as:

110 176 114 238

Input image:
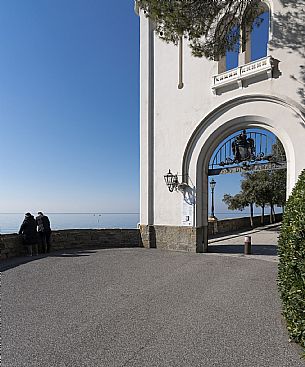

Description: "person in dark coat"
36 212 52 253
19 213 38 256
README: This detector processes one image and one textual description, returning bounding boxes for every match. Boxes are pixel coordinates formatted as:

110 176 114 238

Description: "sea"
0 211 266 234
0 213 140 234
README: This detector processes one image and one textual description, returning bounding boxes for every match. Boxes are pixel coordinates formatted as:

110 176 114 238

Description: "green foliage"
223 170 286 217
272 138 286 163
136 0 261 59
241 171 263 205
223 177 255 226
270 170 287 208
223 193 247 211
278 169 305 350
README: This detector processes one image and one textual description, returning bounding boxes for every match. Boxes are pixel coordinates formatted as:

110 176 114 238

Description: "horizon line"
0 212 140 215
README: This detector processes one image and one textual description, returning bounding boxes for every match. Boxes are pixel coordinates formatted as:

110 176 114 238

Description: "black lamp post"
210 178 216 218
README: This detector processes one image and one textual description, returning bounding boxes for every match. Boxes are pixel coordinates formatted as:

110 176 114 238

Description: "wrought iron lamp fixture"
164 170 191 193
164 169 179 192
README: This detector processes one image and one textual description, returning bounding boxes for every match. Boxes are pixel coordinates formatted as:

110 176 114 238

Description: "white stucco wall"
138 0 305 227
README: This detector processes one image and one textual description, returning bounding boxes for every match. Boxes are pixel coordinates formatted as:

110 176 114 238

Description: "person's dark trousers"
39 232 50 253
39 232 46 253
45 231 51 253
25 245 32 256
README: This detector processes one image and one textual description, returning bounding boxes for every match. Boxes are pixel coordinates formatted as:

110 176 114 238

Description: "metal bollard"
244 236 252 255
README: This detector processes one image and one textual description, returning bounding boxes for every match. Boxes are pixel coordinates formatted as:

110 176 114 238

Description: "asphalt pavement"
1 229 305 366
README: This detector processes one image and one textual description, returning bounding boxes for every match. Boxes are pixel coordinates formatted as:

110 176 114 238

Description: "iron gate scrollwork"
208 130 286 176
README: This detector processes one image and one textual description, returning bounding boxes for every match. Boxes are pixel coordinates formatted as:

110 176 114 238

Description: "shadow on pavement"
208 244 277 256
0 246 140 272
0 257 39 272
0 249 98 272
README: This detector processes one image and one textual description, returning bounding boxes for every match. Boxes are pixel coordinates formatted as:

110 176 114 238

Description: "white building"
136 1 305 252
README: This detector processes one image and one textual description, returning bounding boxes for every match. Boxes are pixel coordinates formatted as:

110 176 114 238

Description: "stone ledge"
0 229 142 259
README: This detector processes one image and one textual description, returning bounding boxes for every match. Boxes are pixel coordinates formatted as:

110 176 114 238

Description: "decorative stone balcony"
212 56 273 94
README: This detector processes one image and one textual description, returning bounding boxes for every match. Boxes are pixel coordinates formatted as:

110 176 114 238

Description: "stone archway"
182 94 305 252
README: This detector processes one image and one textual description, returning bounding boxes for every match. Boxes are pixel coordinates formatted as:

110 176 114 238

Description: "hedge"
278 169 305 350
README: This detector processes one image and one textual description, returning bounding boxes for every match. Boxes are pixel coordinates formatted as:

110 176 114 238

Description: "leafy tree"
223 193 247 211
270 169 287 210
136 0 262 59
242 170 287 224
223 191 255 227
271 138 286 163
244 171 270 225
269 138 287 219
223 169 287 226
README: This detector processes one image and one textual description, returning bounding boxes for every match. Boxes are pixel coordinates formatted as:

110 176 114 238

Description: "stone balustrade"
212 56 273 93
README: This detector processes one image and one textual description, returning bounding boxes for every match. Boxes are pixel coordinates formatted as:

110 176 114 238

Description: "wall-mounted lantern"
164 169 179 192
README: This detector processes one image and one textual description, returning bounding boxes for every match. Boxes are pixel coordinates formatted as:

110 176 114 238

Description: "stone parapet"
0 229 142 260
0 234 23 260
208 213 282 236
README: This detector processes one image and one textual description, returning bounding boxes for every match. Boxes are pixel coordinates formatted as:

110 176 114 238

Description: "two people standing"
19 212 51 256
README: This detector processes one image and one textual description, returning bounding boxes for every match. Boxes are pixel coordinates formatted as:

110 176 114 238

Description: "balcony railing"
212 56 273 93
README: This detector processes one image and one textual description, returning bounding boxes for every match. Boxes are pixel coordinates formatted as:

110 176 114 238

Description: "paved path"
1 229 305 366
208 223 281 262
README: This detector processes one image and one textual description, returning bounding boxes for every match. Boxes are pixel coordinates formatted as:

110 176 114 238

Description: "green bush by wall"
278 169 305 350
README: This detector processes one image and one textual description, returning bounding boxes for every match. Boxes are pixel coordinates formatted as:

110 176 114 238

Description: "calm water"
0 211 273 234
0 213 140 234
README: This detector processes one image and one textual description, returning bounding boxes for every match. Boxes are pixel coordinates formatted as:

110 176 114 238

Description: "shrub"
278 169 305 350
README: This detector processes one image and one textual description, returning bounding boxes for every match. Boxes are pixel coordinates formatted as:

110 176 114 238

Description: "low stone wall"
208 213 282 236
0 214 283 259
0 229 142 260
0 234 24 259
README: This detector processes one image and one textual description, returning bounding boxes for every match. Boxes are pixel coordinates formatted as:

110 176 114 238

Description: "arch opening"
198 124 288 253
197 121 290 220
203 127 286 254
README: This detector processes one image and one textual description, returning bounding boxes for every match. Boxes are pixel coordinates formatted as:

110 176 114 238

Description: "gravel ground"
1 246 304 367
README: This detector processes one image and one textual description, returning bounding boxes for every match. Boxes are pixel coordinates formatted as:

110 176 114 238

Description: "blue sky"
0 2 272 217
0 1 140 213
